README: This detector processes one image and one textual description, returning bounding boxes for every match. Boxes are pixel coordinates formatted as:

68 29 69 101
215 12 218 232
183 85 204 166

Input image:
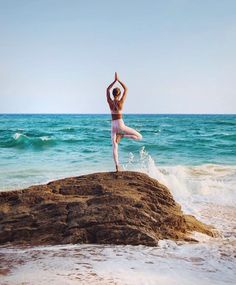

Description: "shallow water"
1 225 235 285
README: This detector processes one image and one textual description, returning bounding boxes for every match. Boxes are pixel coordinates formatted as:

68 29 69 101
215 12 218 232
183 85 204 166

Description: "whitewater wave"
1 132 56 149
124 147 236 211
1 132 100 149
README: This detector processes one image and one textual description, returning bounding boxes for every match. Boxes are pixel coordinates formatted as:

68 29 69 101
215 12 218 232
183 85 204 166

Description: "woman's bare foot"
116 134 124 143
116 164 123 172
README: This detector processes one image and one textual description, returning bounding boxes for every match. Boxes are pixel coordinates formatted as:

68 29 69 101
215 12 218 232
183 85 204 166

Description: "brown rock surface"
0 171 215 246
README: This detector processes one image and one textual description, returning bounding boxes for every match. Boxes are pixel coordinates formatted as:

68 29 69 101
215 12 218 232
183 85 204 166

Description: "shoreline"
1 236 235 285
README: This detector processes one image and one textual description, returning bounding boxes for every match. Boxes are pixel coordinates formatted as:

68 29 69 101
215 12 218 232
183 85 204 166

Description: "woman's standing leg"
112 132 119 167
111 128 122 171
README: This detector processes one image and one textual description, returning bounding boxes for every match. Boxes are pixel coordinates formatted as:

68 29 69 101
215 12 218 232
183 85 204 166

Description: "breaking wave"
124 147 236 210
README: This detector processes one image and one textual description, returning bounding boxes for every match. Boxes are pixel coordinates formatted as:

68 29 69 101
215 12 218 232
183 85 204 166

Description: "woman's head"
112 87 121 99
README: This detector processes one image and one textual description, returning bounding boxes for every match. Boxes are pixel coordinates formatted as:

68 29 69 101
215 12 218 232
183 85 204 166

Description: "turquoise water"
0 114 236 190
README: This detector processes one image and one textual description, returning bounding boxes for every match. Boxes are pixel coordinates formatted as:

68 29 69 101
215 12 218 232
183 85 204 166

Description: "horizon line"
0 113 235 116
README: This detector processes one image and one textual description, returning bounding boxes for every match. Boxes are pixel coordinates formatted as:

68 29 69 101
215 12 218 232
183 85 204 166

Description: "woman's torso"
109 100 123 120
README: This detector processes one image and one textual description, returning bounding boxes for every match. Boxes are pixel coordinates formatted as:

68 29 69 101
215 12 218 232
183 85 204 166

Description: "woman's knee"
137 133 142 140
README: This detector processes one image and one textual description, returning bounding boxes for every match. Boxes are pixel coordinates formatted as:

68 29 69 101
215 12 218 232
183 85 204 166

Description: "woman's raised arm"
106 75 117 103
118 78 128 103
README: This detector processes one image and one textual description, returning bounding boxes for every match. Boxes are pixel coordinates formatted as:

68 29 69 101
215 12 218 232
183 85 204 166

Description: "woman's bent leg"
121 124 142 140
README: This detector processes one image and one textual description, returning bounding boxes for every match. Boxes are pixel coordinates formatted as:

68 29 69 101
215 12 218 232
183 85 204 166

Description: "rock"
0 171 215 246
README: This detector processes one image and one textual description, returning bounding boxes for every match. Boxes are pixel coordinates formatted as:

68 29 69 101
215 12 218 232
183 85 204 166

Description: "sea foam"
124 147 236 210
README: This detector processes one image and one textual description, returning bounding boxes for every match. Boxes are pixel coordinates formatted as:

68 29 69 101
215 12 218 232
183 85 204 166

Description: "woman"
107 72 142 171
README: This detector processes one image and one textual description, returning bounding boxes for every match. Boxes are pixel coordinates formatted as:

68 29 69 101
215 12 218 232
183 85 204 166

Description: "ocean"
0 114 235 284
0 114 235 191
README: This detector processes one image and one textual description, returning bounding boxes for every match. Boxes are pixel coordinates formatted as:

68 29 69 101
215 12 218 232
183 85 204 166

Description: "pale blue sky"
0 0 235 113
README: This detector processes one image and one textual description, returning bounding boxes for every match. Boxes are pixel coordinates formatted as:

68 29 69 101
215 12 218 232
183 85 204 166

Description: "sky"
0 0 235 114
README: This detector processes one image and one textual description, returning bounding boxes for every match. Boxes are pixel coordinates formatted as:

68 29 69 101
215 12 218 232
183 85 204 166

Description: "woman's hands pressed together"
115 72 119 81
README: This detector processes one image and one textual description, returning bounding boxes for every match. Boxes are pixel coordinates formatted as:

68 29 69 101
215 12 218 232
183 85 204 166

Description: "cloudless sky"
0 0 235 113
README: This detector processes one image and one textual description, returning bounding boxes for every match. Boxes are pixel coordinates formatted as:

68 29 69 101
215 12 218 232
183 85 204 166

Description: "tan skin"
106 72 128 143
